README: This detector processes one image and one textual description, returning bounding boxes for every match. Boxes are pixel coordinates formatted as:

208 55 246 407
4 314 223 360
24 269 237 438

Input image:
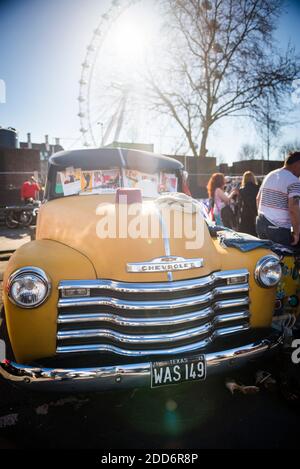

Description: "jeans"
256 214 292 246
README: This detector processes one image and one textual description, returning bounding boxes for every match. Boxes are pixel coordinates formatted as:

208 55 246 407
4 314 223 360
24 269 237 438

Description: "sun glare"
88 0 170 148
114 22 146 60
111 8 159 65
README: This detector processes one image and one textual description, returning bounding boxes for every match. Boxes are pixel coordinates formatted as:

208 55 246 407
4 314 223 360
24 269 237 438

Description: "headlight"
8 267 51 308
255 255 282 288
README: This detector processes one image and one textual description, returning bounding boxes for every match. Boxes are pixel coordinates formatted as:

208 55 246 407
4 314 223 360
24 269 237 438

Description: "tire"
19 211 33 227
5 211 18 229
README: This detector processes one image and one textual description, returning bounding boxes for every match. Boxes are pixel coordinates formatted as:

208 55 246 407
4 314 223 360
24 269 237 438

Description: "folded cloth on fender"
217 230 273 252
207 222 300 254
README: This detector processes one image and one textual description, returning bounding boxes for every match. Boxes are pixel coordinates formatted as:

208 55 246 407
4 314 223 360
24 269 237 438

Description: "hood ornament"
127 256 204 273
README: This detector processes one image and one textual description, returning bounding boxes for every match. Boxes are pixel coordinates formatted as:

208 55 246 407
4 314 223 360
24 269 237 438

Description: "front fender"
212 239 277 328
3 240 96 363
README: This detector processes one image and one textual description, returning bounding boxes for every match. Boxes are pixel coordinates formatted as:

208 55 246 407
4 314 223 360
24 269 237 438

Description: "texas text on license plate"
151 355 206 388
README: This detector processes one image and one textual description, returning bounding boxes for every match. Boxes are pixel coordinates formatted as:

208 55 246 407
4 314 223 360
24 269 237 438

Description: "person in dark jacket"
237 171 259 236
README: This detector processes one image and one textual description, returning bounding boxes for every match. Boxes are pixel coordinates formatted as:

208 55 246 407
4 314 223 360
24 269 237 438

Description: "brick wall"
165 154 283 198
0 148 40 206
231 160 282 175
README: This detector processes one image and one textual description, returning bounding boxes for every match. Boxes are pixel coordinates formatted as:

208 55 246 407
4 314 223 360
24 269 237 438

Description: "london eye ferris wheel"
77 0 182 152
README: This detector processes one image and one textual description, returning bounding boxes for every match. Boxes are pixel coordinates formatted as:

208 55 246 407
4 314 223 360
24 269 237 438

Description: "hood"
36 195 221 282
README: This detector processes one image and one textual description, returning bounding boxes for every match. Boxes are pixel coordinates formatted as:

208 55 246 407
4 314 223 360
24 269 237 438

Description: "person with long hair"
237 171 259 236
207 173 237 226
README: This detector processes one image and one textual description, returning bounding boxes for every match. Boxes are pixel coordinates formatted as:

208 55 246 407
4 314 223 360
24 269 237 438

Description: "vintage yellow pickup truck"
0 148 294 391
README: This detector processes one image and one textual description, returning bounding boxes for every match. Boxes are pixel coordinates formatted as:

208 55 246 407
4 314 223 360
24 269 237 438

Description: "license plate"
151 355 206 388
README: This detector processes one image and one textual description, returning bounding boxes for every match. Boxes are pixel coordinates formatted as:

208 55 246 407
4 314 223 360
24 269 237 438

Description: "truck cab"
0 148 286 391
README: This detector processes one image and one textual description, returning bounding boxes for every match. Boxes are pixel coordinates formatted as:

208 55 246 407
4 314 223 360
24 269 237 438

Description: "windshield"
52 166 179 199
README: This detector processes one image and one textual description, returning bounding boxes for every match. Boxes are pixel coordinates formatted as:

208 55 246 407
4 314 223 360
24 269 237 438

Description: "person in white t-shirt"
256 151 300 246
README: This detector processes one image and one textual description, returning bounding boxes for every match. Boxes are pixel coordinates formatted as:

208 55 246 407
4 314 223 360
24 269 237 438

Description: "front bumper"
0 334 283 392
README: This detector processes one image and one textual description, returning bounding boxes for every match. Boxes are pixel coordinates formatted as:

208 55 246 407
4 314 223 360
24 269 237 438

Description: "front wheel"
5 211 18 229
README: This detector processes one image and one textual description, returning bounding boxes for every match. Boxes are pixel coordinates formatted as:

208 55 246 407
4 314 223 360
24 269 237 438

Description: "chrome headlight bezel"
254 255 282 288
7 267 51 308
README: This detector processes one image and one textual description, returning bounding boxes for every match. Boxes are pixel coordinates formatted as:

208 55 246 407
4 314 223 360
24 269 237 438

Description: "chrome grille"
56 269 250 357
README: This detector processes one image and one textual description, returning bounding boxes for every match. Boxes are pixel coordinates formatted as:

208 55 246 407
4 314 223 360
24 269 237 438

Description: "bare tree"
278 139 300 160
147 0 300 158
238 143 259 161
216 153 226 165
248 92 282 160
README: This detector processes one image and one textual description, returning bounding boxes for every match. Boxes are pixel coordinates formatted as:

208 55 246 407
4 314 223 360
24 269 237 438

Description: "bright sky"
0 0 300 164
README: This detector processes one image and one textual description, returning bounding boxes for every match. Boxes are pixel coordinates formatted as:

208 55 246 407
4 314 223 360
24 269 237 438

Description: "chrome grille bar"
57 322 212 343
57 299 249 327
57 311 250 344
56 324 250 356
214 311 250 324
56 270 250 358
58 307 214 327
214 297 249 310
58 269 249 294
58 284 249 310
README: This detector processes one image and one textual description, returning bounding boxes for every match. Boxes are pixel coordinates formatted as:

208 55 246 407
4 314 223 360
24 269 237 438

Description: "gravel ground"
0 358 299 449
0 226 31 253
